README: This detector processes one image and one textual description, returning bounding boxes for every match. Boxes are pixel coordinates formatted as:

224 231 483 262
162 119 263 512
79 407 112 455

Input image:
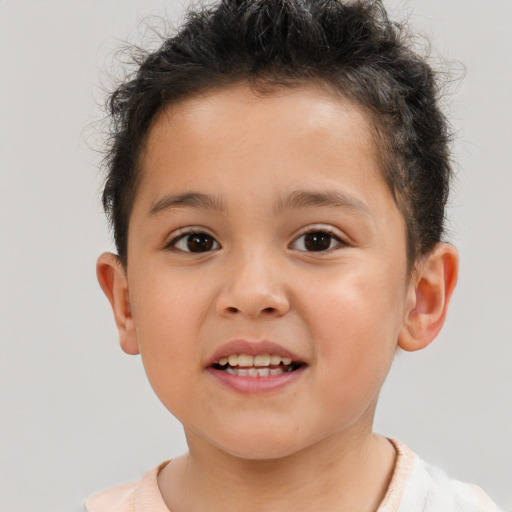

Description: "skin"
97 83 458 512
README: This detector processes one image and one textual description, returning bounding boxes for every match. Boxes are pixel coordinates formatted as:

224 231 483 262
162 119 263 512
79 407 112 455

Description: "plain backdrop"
0 1 511 510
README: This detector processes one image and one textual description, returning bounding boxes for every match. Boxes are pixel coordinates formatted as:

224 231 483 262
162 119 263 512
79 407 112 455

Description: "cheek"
129 271 212 393
132 266 212 336
301 263 405 336
297 263 406 390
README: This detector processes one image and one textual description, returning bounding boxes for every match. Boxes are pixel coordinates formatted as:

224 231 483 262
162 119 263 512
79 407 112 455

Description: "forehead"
128 83 407 242
137 82 384 195
129 81 406 261
150 82 376 141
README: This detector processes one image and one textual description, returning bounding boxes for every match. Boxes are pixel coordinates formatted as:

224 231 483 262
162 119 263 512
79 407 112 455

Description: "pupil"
187 234 213 252
304 232 331 251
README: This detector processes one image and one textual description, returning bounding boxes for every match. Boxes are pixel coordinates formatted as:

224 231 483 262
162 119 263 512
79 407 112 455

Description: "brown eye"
304 232 332 251
291 230 343 252
171 232 220 253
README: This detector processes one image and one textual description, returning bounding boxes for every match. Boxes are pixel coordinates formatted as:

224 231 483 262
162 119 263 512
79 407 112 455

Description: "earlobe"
96 252 140 355
398 243 459 352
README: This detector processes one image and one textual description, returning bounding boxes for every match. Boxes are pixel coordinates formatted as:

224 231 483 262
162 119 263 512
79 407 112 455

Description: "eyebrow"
147 189 373 219
148 192 227 216
275 190 373 218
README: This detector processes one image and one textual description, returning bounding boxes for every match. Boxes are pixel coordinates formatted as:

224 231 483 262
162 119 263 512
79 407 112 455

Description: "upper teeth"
218 354 292 367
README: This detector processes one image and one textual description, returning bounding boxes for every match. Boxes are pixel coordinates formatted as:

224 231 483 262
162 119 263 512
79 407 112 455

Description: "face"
122 84 413 459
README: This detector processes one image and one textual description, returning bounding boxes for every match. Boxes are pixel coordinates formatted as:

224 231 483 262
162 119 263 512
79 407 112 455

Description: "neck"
158 429 396 512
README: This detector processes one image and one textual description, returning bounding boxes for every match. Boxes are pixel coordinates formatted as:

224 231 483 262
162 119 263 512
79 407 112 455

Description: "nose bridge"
216 243 289 318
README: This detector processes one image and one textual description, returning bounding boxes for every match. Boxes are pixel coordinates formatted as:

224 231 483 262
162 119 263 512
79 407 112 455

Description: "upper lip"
206 339 304 367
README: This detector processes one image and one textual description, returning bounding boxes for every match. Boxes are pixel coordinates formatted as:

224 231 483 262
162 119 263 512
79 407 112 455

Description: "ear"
96 252 139 355
398 243 459 352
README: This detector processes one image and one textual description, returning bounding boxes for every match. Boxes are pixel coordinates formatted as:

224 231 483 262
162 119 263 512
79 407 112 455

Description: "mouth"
206 340 307 393
211 353 304 377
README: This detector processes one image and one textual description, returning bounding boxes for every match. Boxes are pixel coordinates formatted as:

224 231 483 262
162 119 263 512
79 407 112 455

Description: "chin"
220 442 301 461
204 426 315 461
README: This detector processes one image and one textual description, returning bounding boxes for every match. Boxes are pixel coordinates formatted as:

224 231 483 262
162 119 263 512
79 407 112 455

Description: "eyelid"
289 224 348 251
164 226 221 251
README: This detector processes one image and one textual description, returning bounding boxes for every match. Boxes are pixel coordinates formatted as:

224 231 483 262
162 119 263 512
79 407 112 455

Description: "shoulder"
403 456 502 512
83 461 170 512
84 482 136 512
388 440 502 512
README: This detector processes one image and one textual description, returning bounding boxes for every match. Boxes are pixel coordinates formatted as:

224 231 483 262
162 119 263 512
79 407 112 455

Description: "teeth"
253 354 270 366
237 354 254 366
217 354 294 368
216 353 298 376
269 354 281 365
225 367 285 377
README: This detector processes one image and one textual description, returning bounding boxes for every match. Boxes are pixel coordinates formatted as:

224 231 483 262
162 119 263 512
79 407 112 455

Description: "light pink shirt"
84 440 502 512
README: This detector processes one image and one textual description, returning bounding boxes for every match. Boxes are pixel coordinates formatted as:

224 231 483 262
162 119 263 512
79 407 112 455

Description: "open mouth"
212 353 304 376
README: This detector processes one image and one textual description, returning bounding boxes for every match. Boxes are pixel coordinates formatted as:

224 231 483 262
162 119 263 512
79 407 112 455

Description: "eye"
291 230 345 252
169 232 220 253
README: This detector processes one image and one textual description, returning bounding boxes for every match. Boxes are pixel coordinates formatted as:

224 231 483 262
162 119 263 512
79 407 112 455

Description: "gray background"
0 0 510 510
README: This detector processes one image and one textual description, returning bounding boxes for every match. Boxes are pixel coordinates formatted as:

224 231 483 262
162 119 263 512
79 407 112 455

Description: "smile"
212 354 302 376
206 340 307 393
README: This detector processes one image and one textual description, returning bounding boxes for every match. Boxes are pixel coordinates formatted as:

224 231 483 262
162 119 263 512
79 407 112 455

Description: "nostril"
216 291 289 318
223 305 279 316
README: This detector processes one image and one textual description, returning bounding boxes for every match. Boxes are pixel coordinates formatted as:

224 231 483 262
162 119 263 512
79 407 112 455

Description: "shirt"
84 439 502 512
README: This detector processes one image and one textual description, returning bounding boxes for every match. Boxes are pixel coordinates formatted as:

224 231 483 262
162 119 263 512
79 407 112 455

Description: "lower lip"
206 366 306 394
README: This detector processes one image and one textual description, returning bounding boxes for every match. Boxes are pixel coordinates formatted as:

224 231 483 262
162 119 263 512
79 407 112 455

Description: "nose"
215 251 290 319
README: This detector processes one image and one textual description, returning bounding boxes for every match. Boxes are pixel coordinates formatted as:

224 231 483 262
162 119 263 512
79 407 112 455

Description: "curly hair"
102 0 452 266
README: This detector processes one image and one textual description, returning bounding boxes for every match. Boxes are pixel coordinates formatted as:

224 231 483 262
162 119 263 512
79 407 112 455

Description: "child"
86 0 502 510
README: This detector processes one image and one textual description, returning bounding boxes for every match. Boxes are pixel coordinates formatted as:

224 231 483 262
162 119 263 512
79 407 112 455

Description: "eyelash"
166 229 220 253
166 227 346 254
290 227 346 252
